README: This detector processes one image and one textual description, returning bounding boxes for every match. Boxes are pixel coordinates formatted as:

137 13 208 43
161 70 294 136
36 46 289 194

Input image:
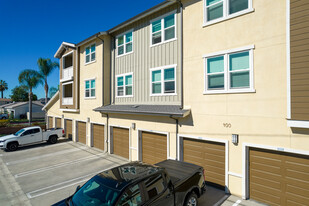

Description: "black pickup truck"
53 160 206 206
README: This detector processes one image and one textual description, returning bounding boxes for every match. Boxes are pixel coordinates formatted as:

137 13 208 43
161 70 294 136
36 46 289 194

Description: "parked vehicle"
0 113 8 119
0 126 64 151
53 160 206 206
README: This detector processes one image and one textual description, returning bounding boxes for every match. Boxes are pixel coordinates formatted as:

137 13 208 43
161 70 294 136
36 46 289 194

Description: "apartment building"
44 0 309 205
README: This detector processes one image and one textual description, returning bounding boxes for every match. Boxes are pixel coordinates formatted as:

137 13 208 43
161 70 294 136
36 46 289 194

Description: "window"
204 0 252 24
85 79 95 98
116 73 133 97
151 65 176 95
151 13 176 46
63 53 73 69
117 31 133 56
117 184 143 206
144 174 166 200
85 44 95 64
204 45 254 94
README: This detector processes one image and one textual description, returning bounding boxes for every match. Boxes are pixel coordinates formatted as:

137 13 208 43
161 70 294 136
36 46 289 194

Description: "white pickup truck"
0 126 64 151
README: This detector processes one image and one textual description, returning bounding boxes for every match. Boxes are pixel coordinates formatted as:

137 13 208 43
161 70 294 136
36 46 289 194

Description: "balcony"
62 82 73 105
61 52 73 82
62 97 73 105
61 66 73 82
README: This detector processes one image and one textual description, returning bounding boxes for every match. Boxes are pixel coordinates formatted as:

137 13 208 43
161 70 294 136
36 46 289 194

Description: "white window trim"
150 64 177 96
116 72 134 98
116 30 134 58
203 0 254 27
84 43 96 65
203 45 255 94
84 78 96 99
150 11 177 47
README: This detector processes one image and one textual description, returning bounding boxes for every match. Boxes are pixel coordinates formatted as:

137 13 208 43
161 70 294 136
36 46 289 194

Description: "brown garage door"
55 118 61 128
48 117 53 129
77 121 86 144
183 138 225 188
142 131 167 165
65 119 73 139
249 148 309 206
93 124 104 150
113 127 129 159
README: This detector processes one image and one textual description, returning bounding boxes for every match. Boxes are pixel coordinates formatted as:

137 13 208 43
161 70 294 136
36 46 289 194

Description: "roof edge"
42 91 59 111
76 31 108 47
54 42 76 59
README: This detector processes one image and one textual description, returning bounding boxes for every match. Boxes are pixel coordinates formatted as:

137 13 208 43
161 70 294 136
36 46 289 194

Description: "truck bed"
155 159 202 186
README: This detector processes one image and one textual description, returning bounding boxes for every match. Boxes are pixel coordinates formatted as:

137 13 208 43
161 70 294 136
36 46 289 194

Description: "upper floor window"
85 79 95 98
150 65 176 96
85 44 95 64
204 0 252 25
117 31 133 56
63 52 73 69
116 73 133 97
151 13 176 46
203 45 254 94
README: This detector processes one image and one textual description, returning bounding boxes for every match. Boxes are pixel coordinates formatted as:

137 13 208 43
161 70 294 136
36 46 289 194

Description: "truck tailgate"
155 160 202 186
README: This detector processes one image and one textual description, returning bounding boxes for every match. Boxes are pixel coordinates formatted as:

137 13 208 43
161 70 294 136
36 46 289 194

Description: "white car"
0 126 64 151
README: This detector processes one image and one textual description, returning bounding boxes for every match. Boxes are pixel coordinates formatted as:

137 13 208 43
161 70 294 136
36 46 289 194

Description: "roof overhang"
94 104 190 118
54 42 76 59
108 0 177 34
76 31 108 47
42 91 59 111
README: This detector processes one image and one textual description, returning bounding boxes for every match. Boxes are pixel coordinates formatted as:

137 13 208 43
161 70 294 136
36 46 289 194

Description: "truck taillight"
62 129 64 134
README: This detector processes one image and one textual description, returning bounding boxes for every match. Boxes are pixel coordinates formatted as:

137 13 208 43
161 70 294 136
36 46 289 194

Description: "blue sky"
0 0 165 99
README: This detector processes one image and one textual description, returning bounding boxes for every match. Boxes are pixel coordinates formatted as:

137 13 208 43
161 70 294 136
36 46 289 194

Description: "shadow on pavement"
4 138 71 152
199 185 230 206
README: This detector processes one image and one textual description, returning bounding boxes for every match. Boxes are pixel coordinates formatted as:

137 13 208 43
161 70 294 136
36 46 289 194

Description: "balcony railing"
61 66 73 82
62 97 73 105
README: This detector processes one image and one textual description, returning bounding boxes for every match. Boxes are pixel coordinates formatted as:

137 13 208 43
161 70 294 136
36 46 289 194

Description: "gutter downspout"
112 37 116 104
97 36 105 106
177 0 184 109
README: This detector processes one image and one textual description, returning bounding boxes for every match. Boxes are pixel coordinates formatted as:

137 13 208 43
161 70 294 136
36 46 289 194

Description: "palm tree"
49 86 58 98
37 58 59 105
18 69 43 124
0 80 8 98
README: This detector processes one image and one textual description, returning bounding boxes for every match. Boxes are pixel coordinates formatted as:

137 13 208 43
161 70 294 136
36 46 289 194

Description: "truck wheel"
49 136 58 144
7 142 18 151
184 192 198 206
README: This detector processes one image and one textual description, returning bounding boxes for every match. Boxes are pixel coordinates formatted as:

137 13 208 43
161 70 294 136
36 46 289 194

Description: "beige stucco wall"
46 36 110 149
181 0 309 197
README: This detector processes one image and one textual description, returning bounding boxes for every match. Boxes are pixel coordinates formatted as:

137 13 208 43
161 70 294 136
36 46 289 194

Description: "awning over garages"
94 105 190 118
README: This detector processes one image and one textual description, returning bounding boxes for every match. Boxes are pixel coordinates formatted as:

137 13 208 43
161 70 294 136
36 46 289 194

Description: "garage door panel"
65 120 72 139
113 127 129 159
48 117 53 129
142 132 167 165
93 124 104 151
55 118 61 128
250 148 309 206
183 138 225 188
78 122 86 144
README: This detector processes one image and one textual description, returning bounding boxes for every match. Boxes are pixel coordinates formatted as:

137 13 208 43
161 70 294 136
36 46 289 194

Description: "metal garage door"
113 127 129 159
249 148 309 206
48 117 53 129
141 131 167 165
183 138 225 188
55 118 61 128
93 124 104 151
77 121 86 144
65 119 72 139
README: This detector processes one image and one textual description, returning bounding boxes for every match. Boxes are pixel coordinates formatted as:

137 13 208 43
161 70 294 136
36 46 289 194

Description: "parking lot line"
26 164 119 199
6 146 87 166
232 200 242 206
14 153 108 178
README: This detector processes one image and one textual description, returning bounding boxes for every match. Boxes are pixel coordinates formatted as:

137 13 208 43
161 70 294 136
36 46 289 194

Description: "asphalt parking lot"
0 139 264 206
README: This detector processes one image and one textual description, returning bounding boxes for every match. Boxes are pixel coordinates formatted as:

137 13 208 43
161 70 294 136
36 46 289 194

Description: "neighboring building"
38 98 50 105
44 0 309 205
0 98 12 106
5 101 44 119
